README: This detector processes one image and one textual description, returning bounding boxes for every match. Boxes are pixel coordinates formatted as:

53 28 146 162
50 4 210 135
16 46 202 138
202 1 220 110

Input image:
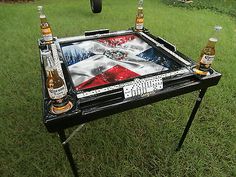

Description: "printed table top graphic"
61 34 181 91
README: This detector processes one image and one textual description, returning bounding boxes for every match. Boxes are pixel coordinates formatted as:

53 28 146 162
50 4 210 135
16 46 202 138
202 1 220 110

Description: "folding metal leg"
58 130 79 177
176 88 207 151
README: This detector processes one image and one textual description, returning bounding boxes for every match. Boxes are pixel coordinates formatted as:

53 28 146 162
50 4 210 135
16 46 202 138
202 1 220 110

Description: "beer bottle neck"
138 0 143 7
38 6 45 18
137 7 144 16
40 16 48 23
206 38 217 48
38 6 48 23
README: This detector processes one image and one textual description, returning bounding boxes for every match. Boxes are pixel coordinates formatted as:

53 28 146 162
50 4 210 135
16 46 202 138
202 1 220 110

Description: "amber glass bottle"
135 0 144 31
38 6 53 44
194 26 222 75
195 38 217 75
43 51 72 114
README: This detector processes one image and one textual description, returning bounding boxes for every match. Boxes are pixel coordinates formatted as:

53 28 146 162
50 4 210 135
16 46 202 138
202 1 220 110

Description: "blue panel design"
62 45 95 66
136 48 181 71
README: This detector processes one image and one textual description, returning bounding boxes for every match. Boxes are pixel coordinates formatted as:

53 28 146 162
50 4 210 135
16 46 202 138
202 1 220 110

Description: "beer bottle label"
200 54 215 65
136 18 144 30
48 85 67 100
42 28 51 34
43 33 53 41
42 28 53 41
136 23 144 30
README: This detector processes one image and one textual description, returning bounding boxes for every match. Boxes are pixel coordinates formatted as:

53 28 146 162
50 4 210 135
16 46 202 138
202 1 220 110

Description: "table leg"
176 88 207 151
58 130 79 177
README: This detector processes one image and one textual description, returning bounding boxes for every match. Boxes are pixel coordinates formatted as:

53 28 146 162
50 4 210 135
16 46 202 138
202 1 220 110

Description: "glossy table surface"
39 29 221 132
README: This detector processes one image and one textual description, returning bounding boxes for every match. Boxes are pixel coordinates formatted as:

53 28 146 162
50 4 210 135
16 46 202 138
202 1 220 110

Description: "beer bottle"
194 26 222 75
135 0 144 32
38 6 53 44
43 51 72 114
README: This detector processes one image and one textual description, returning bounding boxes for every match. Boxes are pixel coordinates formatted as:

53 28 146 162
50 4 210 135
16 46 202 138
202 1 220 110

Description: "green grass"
0 0 236 177
162 0 236 17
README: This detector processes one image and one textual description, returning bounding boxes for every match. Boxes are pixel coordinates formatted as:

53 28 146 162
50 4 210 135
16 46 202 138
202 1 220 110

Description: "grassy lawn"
0 0 236 177
162 0 236 17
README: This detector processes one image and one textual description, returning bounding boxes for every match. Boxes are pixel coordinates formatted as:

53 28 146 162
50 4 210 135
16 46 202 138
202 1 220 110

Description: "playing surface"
61 34 182 90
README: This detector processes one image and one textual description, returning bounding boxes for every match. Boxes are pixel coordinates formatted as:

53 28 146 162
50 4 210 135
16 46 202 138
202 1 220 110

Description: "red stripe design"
75 65 140 90
98 34 136 47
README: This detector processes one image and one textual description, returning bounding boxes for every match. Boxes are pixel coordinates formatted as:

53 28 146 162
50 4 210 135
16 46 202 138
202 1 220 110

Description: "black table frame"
58 87 208 177
39 29 221 177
